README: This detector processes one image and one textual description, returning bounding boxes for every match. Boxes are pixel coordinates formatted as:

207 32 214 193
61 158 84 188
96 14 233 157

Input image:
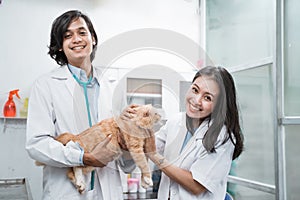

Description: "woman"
26 10 134 200
144 66 244 199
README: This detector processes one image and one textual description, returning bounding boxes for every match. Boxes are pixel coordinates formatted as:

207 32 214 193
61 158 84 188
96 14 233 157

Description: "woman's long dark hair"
48 10 98 66
192 66 244 160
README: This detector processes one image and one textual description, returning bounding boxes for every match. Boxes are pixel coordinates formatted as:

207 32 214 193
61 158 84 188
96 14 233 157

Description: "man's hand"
83 135 118 167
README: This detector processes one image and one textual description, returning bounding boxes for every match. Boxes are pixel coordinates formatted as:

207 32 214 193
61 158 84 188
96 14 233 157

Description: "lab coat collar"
164 113 187 162
49 65 103 95
165 114 211 163
49 66 75 97
93 67 104 84
194 118 210 139
50 65 102 80
179 118 211 160
50 65 71 79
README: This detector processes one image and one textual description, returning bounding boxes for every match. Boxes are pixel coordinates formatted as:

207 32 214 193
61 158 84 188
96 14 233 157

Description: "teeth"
190 104 200 111
72 46 84 50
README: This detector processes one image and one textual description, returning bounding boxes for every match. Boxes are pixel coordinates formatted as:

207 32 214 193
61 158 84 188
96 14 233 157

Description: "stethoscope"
72 74 93 127
72 73 95 190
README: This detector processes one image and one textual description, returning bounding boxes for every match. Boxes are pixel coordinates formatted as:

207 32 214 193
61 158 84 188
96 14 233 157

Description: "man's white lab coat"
26 65 130 200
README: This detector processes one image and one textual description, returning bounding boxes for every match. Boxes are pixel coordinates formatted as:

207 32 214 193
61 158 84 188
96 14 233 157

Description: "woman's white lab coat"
26 65 129 200
156 113 235 200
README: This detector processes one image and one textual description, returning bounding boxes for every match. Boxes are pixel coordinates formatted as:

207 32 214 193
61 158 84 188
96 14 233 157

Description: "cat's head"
132 104 161 129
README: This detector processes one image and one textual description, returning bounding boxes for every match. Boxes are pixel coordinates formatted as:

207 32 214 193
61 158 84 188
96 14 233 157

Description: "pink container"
127 178 139 193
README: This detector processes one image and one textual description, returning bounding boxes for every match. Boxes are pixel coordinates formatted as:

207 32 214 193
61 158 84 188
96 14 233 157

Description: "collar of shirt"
67 64 99 87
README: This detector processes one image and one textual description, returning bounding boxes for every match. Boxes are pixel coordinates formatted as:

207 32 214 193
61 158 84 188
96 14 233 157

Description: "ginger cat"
51 104 160 194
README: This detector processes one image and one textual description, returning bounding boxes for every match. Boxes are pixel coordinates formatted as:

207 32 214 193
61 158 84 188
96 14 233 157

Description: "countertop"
123 192 157 200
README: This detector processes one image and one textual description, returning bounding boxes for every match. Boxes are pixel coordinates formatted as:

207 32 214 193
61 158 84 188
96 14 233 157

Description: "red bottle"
3 89 20 117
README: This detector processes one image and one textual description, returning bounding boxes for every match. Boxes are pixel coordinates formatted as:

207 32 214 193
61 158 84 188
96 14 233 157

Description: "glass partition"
284 0 300 116
205 0 300 199
285 125 300 200
206 0 273 68
232 185 274 200
230 65 274 198
283 1 300 199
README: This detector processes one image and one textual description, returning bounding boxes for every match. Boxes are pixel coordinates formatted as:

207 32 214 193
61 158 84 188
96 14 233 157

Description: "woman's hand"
120 104 139 121
118 104 140 150
144 133 157 155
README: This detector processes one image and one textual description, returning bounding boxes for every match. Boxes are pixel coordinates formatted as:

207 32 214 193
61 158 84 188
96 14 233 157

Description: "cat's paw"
141 176 153 188
76 181 86 194
75 175 86 194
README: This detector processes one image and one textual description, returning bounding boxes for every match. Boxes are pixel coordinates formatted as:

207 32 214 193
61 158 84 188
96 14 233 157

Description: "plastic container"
127 178 139 193
3 89 20 117
19 97 29 118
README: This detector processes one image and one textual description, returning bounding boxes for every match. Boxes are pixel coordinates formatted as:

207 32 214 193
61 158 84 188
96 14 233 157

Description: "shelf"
0 117 27 133
0 117 27 120
0 178 33 200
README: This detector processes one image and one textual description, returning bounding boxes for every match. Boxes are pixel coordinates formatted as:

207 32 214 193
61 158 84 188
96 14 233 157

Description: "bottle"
3 89 20 117
131 167 147 193
20 97 29 118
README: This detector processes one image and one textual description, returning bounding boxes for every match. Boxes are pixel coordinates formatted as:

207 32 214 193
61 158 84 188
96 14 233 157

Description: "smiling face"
185 75 220 120
62 17 95 67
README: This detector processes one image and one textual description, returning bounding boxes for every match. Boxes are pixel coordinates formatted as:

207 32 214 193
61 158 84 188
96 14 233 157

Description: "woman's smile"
188 101 202 112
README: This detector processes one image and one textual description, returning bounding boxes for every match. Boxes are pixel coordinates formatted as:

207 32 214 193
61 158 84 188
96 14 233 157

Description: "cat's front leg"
130 151 153 188
140 161 153 188
73 167 86 194
141 173 153 188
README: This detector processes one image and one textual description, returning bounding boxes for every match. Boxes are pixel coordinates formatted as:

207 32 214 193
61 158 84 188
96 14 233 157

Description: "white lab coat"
26 65 129 200
156 113 234 200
